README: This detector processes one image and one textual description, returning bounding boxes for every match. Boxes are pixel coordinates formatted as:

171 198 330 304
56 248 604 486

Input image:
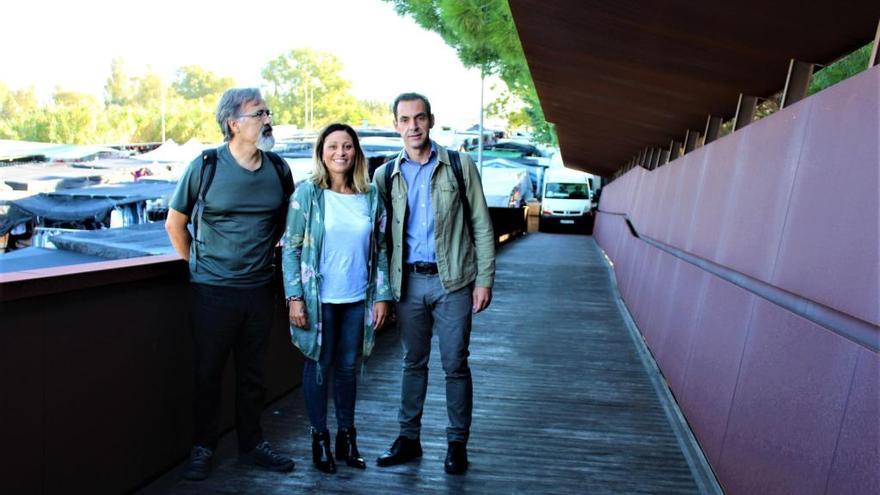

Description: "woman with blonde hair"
282 123 392 473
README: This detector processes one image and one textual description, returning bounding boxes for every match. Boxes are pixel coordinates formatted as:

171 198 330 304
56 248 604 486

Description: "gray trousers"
397 272 473 443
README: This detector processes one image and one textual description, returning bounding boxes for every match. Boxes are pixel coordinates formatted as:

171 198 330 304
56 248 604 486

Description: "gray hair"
216 88 263 142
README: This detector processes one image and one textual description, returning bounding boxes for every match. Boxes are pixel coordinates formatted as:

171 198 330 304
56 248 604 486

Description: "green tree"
384 0 556 143
350 99 393 127
0 86 46 141
809 42 873 95
173 65 235 100
104 57 134 106
261 48 360 129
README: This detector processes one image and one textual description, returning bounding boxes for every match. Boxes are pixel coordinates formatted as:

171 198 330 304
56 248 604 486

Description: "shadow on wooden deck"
140 233 707 494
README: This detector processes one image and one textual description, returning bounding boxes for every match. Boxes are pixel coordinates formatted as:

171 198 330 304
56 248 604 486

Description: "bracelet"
286 295 304 306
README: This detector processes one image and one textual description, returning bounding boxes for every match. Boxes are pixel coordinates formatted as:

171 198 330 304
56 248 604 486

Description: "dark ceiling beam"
508 0 880 177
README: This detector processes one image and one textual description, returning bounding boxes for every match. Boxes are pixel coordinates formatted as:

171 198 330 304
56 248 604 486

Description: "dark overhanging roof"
508 0 880 177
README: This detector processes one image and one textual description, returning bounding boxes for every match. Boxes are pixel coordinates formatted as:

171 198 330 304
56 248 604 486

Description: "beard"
256 125 275 152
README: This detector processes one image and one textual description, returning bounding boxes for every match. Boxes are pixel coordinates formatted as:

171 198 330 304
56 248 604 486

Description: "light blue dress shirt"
400 142 438 263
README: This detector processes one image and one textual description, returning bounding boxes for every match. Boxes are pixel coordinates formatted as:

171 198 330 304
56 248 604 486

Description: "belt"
406 262 439 274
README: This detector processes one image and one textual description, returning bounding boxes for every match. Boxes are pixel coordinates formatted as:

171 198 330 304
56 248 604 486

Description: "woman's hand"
289 300 309 329
373 301 390 330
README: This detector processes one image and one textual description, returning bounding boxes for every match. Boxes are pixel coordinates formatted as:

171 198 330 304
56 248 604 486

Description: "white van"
539 167 594 232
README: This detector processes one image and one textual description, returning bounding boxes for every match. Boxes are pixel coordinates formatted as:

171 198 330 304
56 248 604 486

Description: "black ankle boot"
311 428 336 474
336 426 367 469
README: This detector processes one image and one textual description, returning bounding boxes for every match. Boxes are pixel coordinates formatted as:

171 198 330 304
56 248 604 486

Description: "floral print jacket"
281 180 392 362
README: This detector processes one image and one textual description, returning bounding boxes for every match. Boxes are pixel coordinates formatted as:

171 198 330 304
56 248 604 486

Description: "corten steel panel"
593 212 609 246
508 0 880 176
718 300 859 495
601 165 642 213
664 152 703 248
826 349 880 494
0 301 45 492
680 145 712 252
655 164 685 245
640 249 677 352
653 260 709 395
715 98 811 283
42 280 192 494
629 246 663 336
0 259 302 494
622 231 651 305
615 222 638 300
773 67 880 326
688 135 743 263
678 276 756 467
601 212 620 261
627 242 660 335
625 167 648 213
629 167 664 240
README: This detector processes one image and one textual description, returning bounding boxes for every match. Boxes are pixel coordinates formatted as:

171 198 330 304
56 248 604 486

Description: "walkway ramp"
142 233 709 494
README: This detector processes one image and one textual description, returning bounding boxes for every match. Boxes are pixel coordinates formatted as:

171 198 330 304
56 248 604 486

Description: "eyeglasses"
237 109 272 120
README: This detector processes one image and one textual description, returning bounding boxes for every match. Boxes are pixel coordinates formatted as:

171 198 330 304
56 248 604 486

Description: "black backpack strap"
265 151 294 245
193 148 218 248
382 155 397 258
266 151 294 199
447 150 474 243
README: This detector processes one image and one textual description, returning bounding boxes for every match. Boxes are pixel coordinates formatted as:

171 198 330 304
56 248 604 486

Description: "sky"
2 0 503 128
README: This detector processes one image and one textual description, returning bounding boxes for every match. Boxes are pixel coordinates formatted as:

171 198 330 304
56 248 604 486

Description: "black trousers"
190 282 274 452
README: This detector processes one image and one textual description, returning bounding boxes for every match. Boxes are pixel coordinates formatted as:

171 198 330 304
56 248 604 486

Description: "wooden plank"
733 93 758 130
651 148 662 169
780 59 814 108
141 235 703 494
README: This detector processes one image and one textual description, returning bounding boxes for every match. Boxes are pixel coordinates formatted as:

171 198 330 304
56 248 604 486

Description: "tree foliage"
261 48 389 129
1 47 399 145
383 0 556 143
809 42 873 95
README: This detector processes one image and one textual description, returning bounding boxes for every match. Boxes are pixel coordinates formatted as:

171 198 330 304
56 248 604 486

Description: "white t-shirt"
320 190 371 303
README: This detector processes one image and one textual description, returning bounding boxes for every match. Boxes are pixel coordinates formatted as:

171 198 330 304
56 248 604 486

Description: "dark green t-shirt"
170 144 289 287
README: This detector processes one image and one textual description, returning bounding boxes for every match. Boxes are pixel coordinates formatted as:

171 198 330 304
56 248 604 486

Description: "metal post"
478 66 485 176
160 77 166 143
780 60 814 108
733 94 758 130
870 19 880 67
684 130 700 153
703 116 722 145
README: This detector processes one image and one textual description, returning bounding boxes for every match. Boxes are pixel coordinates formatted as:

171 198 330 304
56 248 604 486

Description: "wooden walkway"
141 233 705 494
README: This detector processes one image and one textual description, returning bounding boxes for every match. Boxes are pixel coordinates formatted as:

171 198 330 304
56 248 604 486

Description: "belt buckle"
413 262 434 274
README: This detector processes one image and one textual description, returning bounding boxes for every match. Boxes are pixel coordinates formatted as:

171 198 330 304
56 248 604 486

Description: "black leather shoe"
311 428 337 474
183 445 213 481
444 441 468 475
336 427 367 469
376 435 422 467
249 440 295 473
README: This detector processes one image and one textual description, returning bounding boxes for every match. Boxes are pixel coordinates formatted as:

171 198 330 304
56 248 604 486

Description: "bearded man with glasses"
166 87 295 480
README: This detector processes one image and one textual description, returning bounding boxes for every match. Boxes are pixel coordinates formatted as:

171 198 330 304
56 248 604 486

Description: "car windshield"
545 182 589 199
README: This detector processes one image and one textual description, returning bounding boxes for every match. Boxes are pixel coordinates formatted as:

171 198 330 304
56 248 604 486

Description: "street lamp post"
478 66 485 176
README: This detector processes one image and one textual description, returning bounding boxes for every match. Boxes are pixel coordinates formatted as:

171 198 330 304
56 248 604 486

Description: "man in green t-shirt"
166 88 295 481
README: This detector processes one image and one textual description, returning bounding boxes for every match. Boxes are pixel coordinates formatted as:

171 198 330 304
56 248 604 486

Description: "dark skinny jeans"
302 301 364 432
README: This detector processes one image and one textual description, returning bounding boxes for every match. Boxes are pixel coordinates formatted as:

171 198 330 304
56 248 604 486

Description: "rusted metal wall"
0 255 302 494
594 67 879 494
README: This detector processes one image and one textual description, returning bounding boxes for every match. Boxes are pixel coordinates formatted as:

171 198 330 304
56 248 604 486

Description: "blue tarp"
0 181 176 234
0 246 107 273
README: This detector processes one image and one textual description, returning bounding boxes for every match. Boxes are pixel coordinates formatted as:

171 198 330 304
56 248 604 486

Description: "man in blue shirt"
374 93 496 475
166 88 295 480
